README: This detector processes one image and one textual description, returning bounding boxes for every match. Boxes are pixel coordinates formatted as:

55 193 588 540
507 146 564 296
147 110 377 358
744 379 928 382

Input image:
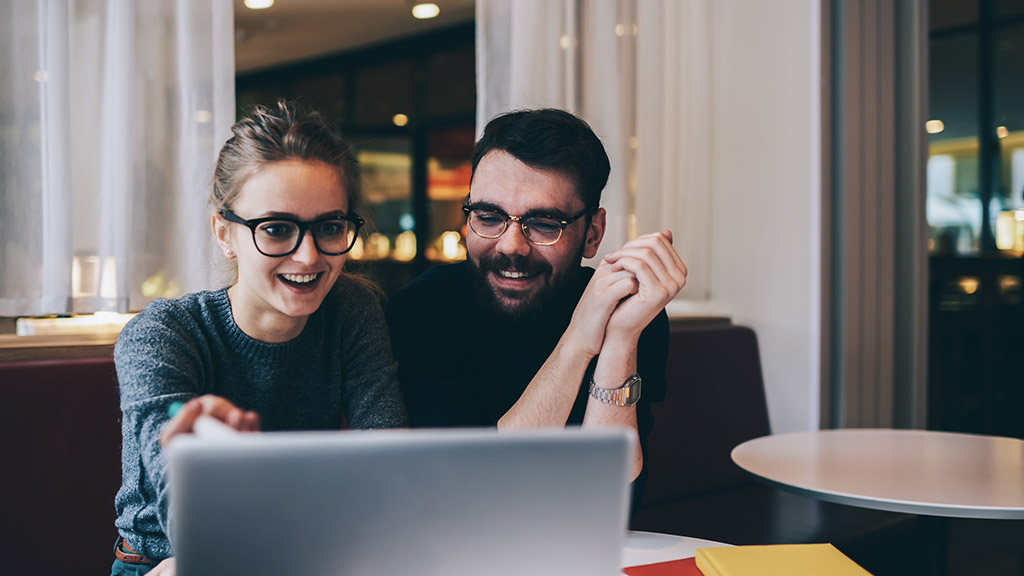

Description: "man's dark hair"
471 109 611 209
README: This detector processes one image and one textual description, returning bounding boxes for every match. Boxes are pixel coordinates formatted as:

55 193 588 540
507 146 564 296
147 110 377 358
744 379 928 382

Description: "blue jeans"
110 558 153 576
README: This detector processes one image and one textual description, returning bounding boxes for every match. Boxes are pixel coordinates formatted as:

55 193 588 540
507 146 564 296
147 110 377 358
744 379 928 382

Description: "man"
385 108 687 504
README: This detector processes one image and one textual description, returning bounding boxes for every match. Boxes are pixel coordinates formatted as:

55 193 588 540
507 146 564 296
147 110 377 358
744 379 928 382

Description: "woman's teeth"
282 273 319 284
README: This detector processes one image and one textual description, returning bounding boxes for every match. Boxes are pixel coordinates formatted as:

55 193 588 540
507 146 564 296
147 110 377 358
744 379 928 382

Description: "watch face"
625 378 642 406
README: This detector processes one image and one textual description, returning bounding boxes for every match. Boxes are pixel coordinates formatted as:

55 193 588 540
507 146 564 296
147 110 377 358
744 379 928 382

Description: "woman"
111 101 407 575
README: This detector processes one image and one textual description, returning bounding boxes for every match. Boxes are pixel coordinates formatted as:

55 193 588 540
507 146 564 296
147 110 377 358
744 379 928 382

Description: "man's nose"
494 221 531 257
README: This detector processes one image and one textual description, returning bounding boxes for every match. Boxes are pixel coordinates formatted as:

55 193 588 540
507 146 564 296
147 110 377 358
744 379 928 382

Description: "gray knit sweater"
113 276 408 561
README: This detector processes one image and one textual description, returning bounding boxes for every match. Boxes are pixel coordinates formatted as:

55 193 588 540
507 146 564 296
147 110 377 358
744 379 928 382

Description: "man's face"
466 150 604 321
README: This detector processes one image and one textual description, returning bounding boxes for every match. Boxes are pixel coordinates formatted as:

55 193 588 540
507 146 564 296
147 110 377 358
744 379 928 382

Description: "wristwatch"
589 373 642 407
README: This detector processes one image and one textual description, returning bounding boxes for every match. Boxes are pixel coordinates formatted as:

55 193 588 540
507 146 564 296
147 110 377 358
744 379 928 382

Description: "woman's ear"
582 208 606 260
211 212 235 259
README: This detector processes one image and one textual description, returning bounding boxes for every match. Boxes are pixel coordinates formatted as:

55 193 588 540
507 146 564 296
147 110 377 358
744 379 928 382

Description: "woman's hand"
159 395 260 446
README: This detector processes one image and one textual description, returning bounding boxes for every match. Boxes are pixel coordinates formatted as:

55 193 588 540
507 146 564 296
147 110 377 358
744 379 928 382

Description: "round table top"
731 428 1024 519
621 531 730 570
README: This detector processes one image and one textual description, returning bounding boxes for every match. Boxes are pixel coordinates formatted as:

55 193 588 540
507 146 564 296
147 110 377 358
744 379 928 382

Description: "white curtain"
476 0 712 300
0 0 234 316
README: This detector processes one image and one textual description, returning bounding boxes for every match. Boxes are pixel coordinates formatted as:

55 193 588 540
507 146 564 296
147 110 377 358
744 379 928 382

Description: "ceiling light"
244 0 274 10
925 119 944 134
412 3 440 19
996 126 1009 139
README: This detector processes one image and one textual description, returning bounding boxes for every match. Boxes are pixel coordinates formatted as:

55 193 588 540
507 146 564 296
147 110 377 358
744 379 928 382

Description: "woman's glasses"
220 209 364 257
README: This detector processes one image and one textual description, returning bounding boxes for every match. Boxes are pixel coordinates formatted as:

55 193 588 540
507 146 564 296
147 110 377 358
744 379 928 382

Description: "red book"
623 557 704 576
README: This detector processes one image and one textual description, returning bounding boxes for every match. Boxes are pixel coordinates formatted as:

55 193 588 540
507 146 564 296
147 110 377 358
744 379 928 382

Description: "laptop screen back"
168 428 633 576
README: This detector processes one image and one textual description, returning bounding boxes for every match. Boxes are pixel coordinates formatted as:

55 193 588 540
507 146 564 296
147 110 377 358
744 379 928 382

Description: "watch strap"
588 373 642 407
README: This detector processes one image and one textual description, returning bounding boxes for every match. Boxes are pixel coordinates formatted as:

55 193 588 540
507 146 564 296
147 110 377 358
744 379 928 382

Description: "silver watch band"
588 373 642 407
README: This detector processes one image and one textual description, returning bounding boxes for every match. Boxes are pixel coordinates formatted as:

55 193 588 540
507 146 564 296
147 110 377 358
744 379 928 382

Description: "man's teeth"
499 270 530 279
282 273 319 284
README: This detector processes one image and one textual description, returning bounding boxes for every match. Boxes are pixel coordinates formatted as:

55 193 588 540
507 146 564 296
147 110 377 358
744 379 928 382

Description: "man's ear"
582 208 606 259
211 212 235 258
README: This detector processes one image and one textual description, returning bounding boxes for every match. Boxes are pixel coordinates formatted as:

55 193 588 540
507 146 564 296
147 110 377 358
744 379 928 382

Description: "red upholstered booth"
0 356 121 574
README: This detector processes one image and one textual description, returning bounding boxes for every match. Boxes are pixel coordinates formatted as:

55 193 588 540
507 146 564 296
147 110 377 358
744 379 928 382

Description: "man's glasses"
219 209 364 257
462 202 596 246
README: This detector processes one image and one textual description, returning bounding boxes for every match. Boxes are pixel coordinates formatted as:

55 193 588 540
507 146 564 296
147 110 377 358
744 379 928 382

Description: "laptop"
168 427 634 576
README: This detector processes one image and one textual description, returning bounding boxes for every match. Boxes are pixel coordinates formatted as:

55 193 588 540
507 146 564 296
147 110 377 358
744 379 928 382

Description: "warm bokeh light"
997 210 1024 253
366 233 391 259
996 125 1009 139
411 3 440 19
440 231 463 260
957 277 980 295
244 0 274 9
392 113 409 127
348 237 365 260
925 119 945 134
999 275 1021 295
394 230 417 261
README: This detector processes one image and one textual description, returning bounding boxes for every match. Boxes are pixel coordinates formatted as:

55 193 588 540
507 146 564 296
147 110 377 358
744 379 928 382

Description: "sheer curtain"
0 0 234 316
476 0 713 301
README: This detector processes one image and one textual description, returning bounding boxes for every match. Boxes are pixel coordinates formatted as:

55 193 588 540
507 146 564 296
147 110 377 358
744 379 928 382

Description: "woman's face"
214 159 351 342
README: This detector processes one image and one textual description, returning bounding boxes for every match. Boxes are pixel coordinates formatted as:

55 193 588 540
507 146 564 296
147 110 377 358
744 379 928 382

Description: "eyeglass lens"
253 219 357 256
467 210 565 245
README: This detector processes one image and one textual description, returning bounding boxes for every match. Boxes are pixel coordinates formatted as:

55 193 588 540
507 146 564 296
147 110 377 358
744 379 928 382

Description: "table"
620 530 730 572
731 428 1024 574
731 428 1024 519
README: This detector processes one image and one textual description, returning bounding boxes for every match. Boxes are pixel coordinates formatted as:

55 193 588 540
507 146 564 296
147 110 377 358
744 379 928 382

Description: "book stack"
622 543 872 576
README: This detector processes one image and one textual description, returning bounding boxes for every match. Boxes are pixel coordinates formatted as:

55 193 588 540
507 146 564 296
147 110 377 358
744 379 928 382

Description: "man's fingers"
603 233 687 293
614 256 681 305
604 231 682 273
608 248 682 298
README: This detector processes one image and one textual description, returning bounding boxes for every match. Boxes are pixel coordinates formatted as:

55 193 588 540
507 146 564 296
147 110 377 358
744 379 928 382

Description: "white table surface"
620 530 730 571
731 428 1024 519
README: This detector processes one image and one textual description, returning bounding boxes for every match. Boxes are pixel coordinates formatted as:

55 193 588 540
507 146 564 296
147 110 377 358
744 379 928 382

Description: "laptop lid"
168 427 633 576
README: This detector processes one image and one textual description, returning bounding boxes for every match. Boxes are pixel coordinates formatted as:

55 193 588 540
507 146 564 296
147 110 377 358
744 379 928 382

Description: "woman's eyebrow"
255 210 349 220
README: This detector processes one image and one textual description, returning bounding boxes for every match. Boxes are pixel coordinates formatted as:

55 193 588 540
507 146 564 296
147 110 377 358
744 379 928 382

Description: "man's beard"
467 248 583 325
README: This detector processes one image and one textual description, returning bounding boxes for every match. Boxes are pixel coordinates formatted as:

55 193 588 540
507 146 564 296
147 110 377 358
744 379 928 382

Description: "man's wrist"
559 322 602 360
593 334 639 366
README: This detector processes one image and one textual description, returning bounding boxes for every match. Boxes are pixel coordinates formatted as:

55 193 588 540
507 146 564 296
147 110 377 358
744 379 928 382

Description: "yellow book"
695 544 872 576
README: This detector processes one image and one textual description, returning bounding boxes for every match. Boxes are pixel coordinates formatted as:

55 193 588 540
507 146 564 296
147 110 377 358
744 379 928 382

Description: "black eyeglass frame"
219 208 365 257
461 201 597 246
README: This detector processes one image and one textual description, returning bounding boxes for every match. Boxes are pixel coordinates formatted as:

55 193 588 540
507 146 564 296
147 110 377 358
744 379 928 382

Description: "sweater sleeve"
335 278 409 429
115 300 206 544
